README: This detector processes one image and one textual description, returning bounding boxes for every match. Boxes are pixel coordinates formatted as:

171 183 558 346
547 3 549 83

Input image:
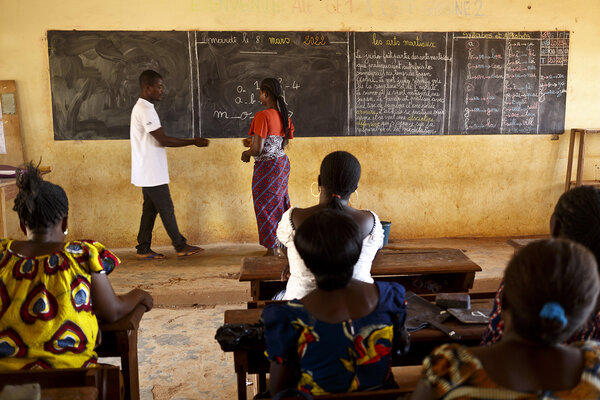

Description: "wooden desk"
223 300 490 400
0 365 119 400
507 237 549 254
565 128 600 191
42 387 98 400
97 304 147 400
240 248 482 301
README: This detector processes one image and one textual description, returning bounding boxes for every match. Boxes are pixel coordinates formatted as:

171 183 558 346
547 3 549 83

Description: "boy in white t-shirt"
130 70 209 259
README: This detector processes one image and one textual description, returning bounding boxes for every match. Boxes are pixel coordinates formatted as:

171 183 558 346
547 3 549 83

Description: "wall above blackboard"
48 30 569 140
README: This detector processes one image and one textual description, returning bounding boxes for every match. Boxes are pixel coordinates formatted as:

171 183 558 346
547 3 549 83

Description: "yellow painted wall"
1 0 599 247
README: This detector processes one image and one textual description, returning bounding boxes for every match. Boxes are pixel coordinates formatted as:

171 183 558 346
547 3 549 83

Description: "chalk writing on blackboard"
354 32 450 135
47 30 569 139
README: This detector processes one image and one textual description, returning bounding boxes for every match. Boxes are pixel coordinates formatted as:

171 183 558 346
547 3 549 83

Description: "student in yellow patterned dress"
411 239 600 400
0 163 153 370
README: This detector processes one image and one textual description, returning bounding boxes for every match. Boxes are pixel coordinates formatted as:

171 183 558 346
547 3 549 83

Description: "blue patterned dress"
263 281 407 395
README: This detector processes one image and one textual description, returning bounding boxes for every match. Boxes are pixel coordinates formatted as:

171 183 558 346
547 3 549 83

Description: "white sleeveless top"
276 207 384 300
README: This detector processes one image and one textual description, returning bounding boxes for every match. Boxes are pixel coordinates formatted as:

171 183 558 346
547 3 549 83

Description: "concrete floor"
101 238 525 399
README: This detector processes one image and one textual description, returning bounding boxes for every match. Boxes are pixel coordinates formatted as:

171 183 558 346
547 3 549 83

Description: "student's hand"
242 137 252 147
136 289 154 311
194 138 210 147
241 151 251 163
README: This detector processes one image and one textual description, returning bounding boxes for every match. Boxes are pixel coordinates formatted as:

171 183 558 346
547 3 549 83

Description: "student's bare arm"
410 379 436 400
241 135 265 162
150 127 209 148
268 362 298 396
91 273 153 323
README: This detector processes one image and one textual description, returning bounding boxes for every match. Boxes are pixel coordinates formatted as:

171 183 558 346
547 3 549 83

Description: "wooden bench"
222 298 491 400
0 365 121 400
97 303 147 400
507 237 548 254
241 248 482 301
266 389 408 399
0 304 146 400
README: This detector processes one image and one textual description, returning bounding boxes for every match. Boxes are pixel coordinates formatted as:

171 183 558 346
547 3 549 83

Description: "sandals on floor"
176 246 203 258
136 251 166 260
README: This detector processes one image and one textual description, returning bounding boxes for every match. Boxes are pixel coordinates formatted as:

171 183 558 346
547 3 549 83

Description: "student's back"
264 209 406 396
412 239 600 399
277 151 384 300
482 186 600 345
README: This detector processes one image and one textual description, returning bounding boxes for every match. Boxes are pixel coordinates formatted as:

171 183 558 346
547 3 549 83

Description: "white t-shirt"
277 207 384 300
130 98 169 187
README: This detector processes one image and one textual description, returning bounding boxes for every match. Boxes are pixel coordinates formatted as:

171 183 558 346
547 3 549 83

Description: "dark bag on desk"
393 311 410 357
215 322 264 351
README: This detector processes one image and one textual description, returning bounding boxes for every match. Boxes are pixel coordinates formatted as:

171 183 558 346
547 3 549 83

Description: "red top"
248 109 294 139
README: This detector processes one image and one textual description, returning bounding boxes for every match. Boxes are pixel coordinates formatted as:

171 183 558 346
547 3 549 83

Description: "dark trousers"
136 184 187 253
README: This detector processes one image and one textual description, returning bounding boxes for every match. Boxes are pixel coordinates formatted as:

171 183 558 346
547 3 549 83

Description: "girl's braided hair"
13 162 68 229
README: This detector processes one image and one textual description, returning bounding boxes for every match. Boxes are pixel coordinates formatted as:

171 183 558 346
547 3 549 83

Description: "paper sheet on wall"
0 100 5 154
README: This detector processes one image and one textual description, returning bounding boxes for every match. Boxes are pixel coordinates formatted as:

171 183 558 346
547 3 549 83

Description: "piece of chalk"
435 293 470 309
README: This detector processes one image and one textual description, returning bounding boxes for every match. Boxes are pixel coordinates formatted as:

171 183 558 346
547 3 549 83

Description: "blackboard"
448 31 569 134
196 32 349 138
47 30 569 139
48 31 194 140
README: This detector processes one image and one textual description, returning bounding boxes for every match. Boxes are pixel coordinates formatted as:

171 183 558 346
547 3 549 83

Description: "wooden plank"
240 248 481 282
0 81 24 168
507 238 543 250
565 128 577 191
224 298 492 337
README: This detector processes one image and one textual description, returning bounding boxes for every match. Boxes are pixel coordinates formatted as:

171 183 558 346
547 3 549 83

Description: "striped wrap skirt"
252 155 291 248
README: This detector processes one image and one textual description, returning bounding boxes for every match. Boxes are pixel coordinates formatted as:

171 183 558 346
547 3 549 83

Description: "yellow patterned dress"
422 342 600 399
0 239 119 370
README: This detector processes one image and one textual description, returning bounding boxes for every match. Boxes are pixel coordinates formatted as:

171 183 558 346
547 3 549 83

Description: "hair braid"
260 78 290 139
13 162 69 229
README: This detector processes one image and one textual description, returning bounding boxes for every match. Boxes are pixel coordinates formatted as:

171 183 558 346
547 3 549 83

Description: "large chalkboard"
47 30 569 139
48 31 194 140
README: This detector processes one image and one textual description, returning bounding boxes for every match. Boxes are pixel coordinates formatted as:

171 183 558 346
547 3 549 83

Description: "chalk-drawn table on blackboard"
47 30 569 140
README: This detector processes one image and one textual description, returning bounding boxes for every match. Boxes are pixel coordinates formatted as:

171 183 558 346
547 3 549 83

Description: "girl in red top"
241 78 294 256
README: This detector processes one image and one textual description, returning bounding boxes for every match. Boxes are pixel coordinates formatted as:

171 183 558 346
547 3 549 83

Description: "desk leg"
234 351 248 400
576 130 587 187
257 372 267 393
116 329 140 400
0 186 6 238
250 281 260 302
565 129 577 191
463 272 476 291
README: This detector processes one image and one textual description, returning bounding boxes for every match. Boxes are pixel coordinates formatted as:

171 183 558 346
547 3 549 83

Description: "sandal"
176 245 203 258
136 251 166 260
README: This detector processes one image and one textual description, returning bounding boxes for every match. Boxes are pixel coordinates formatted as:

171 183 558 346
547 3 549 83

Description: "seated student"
411 239 600 399
263 209 406 397
0 163 153 370
277 151 384 300
482 185 600 344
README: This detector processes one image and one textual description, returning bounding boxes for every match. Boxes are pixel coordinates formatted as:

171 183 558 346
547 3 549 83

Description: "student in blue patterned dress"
241 78 294 256
262 209 407 397
481 186 600 345
0 163 153 370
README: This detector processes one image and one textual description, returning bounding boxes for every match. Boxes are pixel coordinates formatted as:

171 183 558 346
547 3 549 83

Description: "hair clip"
539 302 567 327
